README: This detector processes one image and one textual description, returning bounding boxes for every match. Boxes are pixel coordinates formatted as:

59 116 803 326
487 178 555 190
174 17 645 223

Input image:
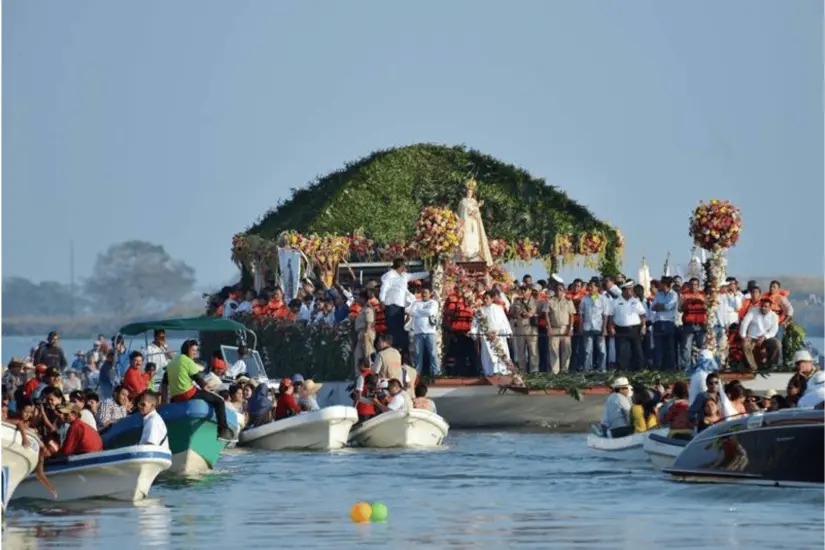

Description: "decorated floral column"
689 200 742 358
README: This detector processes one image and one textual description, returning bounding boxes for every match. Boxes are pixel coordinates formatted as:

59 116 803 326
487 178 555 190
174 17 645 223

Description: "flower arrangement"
552 234 575 265
488 238 509 262
411 206 463 266
487 264 511 285
689 199 742 252
231 233 249 267
349 230 374 260
614 229 625 257
378 241 410 261
511 237 539 263
577 231 608 269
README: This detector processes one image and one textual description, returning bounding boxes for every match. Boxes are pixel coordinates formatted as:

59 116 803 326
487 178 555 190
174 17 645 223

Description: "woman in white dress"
458 178 494 266
470 291 513 376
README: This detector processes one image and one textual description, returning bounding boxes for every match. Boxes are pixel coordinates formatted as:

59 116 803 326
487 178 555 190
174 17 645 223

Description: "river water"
4 431 823 550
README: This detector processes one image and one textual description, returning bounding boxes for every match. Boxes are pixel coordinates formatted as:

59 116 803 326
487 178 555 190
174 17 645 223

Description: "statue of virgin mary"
457 177 493 266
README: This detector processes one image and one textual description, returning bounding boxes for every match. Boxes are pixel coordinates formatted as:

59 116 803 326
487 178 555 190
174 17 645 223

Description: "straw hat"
303 380 323 394
611 377 631 389
793 350 814 363
763 389 778 399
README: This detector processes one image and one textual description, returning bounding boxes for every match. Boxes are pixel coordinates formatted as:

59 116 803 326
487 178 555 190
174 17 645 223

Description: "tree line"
3 240 198 331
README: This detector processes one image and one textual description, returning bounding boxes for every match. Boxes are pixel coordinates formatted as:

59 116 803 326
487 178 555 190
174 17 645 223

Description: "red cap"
35 364 48 374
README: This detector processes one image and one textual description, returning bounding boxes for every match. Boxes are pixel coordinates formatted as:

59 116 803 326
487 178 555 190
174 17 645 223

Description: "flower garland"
475 309 515 374
349 230 374 260
488 238 509 262
689 199 742 252
577 231 608 269
231 233 249 268
511 237 539 264
411 206 463 267
552 233 576 266
378 241 410 261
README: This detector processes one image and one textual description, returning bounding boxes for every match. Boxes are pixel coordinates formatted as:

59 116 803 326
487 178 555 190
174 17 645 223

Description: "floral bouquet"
511 237 539 264
577 231 608 269
487 264 511 285
349 230 374 261
378 241 410 261
411 206 463 266
231 233 249 267
316 234 350 267
489 238 509 262
552 234 576 266
689 199 742 252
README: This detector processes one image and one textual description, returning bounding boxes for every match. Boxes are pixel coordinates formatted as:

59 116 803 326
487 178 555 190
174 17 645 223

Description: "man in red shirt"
274 379 301 420
23 364 48 398
58 404 103 456
122 351 148 396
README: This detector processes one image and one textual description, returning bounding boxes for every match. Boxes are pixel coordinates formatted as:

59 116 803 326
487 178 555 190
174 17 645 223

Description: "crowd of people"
597 349 823 439
209 257 798 377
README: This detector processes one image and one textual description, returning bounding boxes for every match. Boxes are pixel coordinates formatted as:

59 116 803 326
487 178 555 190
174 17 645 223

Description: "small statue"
457 177 493 266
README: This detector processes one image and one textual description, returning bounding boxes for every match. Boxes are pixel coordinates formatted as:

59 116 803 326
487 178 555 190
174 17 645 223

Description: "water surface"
5 432 823 549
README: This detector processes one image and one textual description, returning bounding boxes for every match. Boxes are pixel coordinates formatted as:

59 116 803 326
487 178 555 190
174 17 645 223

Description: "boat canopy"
119 317 250 338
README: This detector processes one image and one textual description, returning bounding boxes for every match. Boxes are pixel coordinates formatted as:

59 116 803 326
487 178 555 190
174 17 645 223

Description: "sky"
3 0 823 289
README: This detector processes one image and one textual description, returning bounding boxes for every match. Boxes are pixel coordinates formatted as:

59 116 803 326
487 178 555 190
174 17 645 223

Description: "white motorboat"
643 431 690 470
1 422 40 511
348 409 449 449
238 406 358 451
12 445 171 502
586 425 669 452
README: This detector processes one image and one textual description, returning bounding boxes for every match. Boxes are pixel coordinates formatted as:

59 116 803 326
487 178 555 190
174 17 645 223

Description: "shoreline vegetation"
1 313 203 340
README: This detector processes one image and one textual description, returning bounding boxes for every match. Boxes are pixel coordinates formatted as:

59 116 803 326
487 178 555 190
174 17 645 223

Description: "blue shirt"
651 290 679 323
334 304 350 323
579 294 612 332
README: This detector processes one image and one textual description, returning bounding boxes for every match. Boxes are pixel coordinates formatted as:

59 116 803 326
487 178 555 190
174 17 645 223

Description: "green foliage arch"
247 143 620 273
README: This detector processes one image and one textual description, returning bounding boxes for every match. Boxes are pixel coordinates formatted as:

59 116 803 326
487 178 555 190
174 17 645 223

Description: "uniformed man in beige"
514 284 540 373
508 287 524 367
547 277 576 373
372 334 417 400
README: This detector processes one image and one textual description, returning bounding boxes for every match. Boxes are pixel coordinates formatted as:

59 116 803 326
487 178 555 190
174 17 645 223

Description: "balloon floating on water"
350 501 388 523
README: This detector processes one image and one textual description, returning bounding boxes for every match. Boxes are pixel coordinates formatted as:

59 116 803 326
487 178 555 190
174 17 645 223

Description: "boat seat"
648 433 690 447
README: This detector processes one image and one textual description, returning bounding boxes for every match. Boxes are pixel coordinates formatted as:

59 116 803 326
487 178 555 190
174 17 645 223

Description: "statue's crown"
465 177 477 191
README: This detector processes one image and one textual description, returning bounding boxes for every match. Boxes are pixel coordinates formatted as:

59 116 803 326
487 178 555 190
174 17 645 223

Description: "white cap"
551 274 564 284
719 281 729 289
611 377 631 389
794 350 814 363
763 389 778 399
621 281 634 289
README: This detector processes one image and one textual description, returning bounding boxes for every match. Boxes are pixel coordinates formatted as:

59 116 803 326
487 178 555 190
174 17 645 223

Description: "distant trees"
4 240 197 320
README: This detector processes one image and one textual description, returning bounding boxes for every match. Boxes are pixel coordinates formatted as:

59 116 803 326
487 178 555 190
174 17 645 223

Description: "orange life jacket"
764 289 790 324
568 289 586 327
537 298 548 328
369 298 387 334
267 300 288 318
349 303 362 319
355 368 376 417
681 291 707 325
738 298 755 321
449 295 474 333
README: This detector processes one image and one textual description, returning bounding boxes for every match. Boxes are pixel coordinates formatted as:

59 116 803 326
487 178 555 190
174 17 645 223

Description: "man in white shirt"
235 290 256 315
137 391 170 453
377 378 412 413
739 299 781 371
145 329 174 375
226 345 251 379
379 258 429 354
578 279 612 372
599 377 632 438
609 282 646 371
409 287 441 376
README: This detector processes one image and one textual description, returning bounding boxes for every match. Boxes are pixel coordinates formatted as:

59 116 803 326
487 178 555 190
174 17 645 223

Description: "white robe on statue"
470 303 512 376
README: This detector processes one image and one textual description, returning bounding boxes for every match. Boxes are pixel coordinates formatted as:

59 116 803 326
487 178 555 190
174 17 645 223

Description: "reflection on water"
4 432 824 549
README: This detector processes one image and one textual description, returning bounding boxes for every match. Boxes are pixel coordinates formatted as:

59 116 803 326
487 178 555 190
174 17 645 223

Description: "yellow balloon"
350 501 372 523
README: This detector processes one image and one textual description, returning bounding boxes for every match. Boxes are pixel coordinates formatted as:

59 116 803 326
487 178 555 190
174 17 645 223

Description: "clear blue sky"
4 0 822 289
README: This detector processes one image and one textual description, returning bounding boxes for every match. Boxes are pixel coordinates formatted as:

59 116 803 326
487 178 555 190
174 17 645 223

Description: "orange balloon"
350 501 372 523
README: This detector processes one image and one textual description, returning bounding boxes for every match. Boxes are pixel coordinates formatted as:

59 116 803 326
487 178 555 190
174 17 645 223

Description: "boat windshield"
220 345 267 380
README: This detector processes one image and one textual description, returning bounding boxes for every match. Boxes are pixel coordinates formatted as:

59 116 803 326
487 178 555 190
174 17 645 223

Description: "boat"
12 445 171 502
348 409 449 449
1 422 40 511
101 400 239 475
239 406 358 451
664 408 824 487
587 425 669 452
643 432 689 470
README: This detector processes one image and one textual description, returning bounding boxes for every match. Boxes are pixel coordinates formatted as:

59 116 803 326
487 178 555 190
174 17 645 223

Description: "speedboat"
1 422 40 511
664 408 824 487
239 406 358 451
12 445 171 502
643 432 690 470
101 400 239 476
587 425 669 452
348 409 449 449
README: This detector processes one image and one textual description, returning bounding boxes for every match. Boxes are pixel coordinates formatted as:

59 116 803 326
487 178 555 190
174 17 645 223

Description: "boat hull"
643 432 689 470
12 445 171 502
348 409 449 449
1 423 40 510
587 427 669 452
239 406 358 451
101 400 238 476
664 409 825 487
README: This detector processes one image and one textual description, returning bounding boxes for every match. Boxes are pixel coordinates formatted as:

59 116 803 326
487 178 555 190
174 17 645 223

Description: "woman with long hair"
630 384 659 433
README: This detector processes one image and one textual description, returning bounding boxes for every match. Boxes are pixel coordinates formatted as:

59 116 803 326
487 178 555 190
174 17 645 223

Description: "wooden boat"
643 432 689 470
12 445 171 502
587 425 669 452
348 409 449 449
1 422 40 512
239 406 358 451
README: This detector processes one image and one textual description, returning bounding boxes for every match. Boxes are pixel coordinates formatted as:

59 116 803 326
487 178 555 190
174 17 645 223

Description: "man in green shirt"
162 340 232 440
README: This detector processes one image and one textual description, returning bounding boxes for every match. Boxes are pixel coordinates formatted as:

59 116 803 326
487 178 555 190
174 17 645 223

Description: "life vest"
449 295 474 333
252 301 267 317
568 289 586 328
764 289 790 324
349 303 362 319
355 368 376 417
369 298 387 334
267 300 288 318
681 291 707 325
537 298 548 329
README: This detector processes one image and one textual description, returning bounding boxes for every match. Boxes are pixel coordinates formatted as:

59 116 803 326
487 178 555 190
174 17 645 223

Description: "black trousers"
445 332 480 376
194 389 229 433
614 325 645 371
384 304 408 353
